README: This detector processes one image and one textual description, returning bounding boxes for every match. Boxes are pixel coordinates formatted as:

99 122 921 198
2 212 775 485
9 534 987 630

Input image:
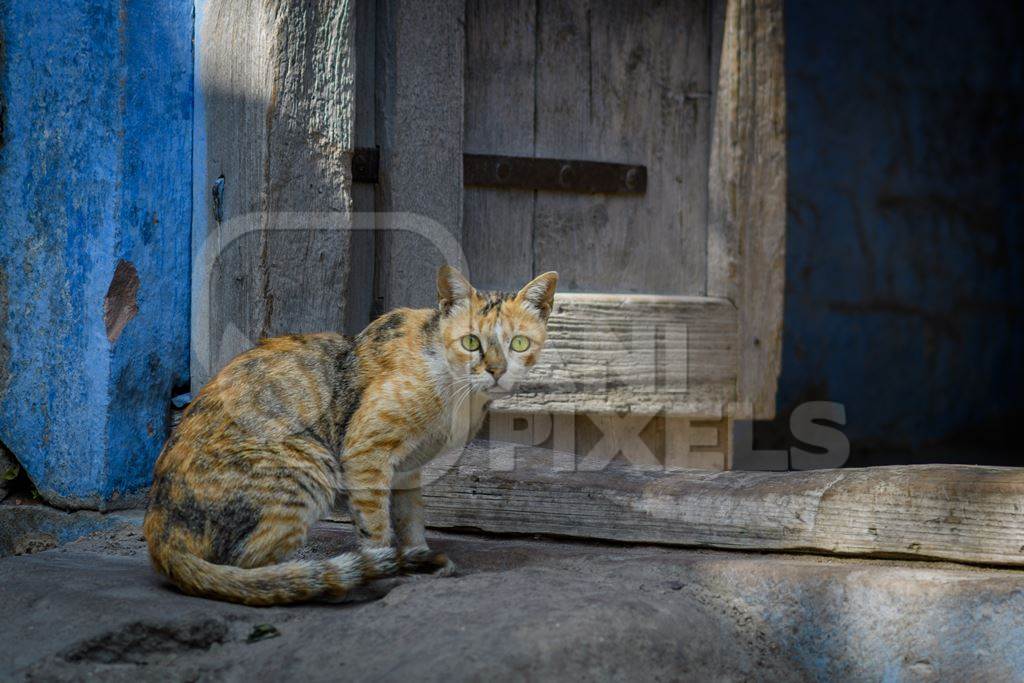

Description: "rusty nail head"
559 164 575 188
625 167 640 190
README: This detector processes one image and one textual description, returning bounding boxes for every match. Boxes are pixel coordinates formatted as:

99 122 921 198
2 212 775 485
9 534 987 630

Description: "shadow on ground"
1 513 1023 681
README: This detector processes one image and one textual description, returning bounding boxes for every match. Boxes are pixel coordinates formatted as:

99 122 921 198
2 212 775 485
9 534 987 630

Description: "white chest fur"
402 383 489 472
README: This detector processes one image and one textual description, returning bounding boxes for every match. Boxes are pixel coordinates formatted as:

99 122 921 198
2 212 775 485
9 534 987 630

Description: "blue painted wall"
0 0 193 506
761 0 1024 466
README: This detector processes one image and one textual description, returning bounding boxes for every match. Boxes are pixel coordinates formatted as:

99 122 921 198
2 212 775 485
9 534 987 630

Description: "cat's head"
436 265 558 396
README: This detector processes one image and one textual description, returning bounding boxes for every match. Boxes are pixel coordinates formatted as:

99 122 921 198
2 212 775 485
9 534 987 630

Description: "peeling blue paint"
0 0 192 506
0 505 136 557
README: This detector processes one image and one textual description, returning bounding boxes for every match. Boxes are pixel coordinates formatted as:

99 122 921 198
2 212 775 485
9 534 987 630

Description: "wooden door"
463 0 737 469
465 1 711 295
192 0 785 471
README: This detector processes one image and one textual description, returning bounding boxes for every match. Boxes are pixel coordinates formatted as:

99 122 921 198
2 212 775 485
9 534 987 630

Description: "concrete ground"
1 505 1023 682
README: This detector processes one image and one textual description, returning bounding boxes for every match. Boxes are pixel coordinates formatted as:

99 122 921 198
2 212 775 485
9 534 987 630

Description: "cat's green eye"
461 334 481 352
510 335 530 352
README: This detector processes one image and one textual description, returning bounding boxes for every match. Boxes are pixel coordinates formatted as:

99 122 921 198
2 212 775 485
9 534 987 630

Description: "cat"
143 266 558 605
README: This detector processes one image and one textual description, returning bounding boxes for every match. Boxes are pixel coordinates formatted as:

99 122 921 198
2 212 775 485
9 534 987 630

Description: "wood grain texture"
462 0 535 291
707 0 786 417
532 0 711 295
346 0 379 335
708 0 727 126
419 442 1024 567
484 413 730 471
490 293 738 417
373 0 465 311
191 0 360 389
461 0 711 295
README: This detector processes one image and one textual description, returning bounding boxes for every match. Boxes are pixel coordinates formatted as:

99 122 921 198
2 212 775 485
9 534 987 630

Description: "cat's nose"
486 366 505 381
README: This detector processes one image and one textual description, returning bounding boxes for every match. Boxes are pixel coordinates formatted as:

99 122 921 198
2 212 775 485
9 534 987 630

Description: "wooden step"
411 441 1024 568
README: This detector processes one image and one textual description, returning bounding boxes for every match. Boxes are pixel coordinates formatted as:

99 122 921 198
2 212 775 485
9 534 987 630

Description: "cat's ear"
437 265 475 314
515 271 558 320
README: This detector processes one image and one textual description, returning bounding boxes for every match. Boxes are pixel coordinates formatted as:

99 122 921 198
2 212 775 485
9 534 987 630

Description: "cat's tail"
150 546 399 606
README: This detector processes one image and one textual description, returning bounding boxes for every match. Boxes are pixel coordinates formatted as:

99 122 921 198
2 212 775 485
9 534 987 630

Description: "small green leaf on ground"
2 466 18 481
247 624 280 643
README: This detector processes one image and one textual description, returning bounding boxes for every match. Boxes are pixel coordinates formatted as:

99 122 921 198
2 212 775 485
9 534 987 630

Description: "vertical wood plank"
532 0 710 296
345 0 378 335
462 0 536 290
708 0 727 126
707 0 786 418
192 0 360 389
373 0 465 311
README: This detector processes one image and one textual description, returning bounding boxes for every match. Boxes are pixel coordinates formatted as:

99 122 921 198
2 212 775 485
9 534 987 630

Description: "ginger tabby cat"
144 267 558 605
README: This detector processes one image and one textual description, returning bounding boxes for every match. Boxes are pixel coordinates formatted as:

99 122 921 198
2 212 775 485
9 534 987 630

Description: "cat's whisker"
440 377 477 404
438 383 470 403
448 383 475 411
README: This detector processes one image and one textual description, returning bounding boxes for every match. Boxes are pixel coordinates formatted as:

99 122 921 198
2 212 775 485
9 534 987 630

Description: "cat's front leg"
341 442 399 574
391 468 426 549
392 468 456 576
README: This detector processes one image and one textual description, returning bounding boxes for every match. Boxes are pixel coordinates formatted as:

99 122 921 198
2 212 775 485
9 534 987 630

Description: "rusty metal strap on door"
464 154 646 194
353 149 647 195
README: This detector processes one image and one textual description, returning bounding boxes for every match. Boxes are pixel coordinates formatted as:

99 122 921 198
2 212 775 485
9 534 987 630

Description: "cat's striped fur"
143 267 557 605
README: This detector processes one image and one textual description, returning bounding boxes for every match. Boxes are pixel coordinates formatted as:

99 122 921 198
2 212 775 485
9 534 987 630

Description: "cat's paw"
399 545 432 571
401 545 456 576
431 554 457 577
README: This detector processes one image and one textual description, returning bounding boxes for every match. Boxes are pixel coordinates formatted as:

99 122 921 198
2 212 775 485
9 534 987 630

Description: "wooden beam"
490 293 738 418
416 442 1024 567
483 413 732 472
191 0 363 389
345 0 379 335
373 0 465 311
707 0 786 418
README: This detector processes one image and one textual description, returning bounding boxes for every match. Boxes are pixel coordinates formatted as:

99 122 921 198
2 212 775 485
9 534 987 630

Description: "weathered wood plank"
708 0 727 126
191 0 360 389
462 0 535 291
532 0 710 296
345 0 378 335
707 0 786 417
490 293 738 417
373 0 465 311
463 2 726 466
419 442 1024 567
484 413 730 471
